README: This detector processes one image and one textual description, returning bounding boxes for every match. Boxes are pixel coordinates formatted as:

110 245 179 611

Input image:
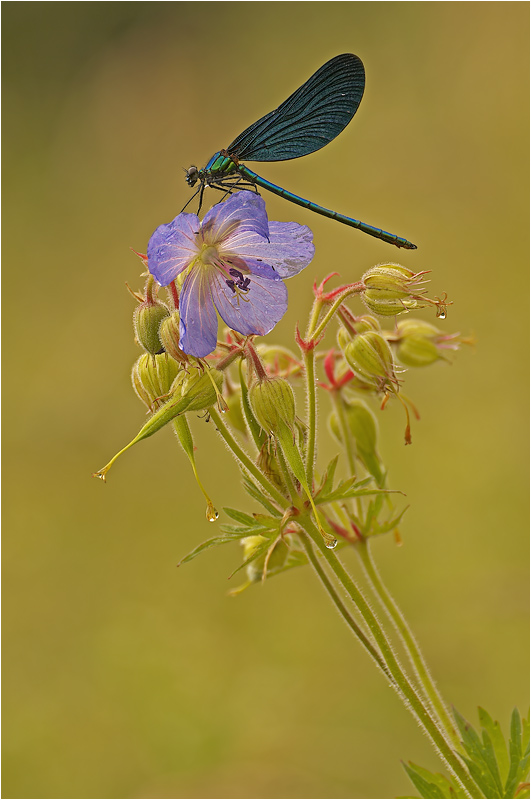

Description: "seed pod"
133 296 170 354
159 311 188 364
132 353 180 409
249 377 296 434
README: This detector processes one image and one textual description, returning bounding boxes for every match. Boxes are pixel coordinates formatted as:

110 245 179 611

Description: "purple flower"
147 191 314 358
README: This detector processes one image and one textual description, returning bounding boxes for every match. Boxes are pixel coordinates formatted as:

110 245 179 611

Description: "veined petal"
202 191 269 246
211 270 288 337
148 213 200 286
227 219 314 279
179 267 219 358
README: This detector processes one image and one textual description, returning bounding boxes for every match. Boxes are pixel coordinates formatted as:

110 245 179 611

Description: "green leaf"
223 508 257 526
505 710 530 798
403 763 447 798
479 707 510 787
360 499 409 538
272 549 307 575
178 533 245 565
405 761 466 798
314 475 380 505
454 709 502 797
241 475 282 517
220 512 280 539
315 455 339 498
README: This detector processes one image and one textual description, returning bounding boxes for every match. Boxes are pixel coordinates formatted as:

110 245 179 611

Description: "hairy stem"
355 537 462 751
303 348 318 487
209 408 288 511
301 518 478 798
299 533 395 685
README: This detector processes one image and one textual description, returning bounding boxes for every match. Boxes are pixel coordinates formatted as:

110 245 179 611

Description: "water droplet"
325 538 338 550
206 505 219 522
437 310 446 320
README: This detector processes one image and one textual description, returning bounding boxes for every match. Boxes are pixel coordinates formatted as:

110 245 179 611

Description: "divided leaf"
241 475 282 517
403 763 462 799
405 709 529 800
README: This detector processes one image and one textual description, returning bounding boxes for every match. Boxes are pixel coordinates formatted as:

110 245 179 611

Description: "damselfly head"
185 165 200 187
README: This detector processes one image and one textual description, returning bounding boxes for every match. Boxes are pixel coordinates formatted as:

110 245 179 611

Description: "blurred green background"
3 3 529 798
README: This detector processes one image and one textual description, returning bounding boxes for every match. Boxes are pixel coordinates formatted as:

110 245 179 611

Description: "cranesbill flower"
147 191 314 358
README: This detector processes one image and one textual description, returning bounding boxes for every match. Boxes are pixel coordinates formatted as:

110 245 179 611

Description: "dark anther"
225 279 236 293
229 268 244 280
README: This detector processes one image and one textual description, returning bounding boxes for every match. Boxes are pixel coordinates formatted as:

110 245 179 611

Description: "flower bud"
257 345 301 377
93 368 224 482
329 397 385 485
159 311 188 364
344 331 397 388
249 377 296 434
257 443 285 491
242 535 288 583
394 319 450 368
337 326 352 352
179 368 224 412
133 296 170 354
132 353 181 409
361 264 428 317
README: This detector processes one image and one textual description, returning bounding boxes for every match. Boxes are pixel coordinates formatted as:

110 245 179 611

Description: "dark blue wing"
227 54 365 163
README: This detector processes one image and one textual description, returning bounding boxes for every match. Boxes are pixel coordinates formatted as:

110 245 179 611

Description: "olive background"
3 3 529 798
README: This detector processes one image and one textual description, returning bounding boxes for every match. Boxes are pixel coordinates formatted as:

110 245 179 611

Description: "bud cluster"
95 246 470 577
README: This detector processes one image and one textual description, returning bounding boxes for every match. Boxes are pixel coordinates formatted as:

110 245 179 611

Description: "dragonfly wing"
227 54 365 163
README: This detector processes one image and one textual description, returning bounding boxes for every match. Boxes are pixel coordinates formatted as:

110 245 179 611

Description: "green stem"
209 408 288 511
329 391 364 519
309 283 364 341
299 534 395 685
276 447 301 507
303 348 317 487
302 518 478 798
355 537 462 751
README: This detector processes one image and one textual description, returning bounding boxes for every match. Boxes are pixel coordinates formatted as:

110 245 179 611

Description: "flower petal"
210 270 288 337
147 213 200 286
227 219 314 279
179 267 219 358
202 191 269 246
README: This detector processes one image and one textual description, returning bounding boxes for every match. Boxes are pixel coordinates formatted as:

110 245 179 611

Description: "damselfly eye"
186 166 199 187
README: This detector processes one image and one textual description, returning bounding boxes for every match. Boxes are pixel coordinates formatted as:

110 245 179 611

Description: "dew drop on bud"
436 310 446 320
206 504 219 522
325 538 338 550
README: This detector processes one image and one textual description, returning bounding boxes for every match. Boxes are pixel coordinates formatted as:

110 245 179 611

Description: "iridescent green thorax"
204 151 238 177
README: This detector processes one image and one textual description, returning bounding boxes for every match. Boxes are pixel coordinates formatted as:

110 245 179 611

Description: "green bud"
351 315 382 335
93 368 224 481
397 334 440 367
345 398 379 455
344 331 397 386
178 368 224 412
249 377 296 434
133 296 170 354
159 311 189 364
337 326 352 352
242 535 288 583
132 353 181 410
361 264 426 317
257 345 301 377
338 317 381 352
394 319 445 367
159 311 188 364
328 397 385 486
257 442 285 492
